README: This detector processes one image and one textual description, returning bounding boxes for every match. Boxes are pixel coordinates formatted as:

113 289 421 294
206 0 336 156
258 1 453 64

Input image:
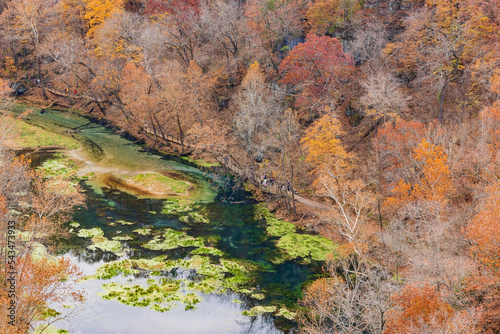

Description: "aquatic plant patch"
276 307 297 320
161 199 195 215
255 204 296 237
119 172 191 195
77 227 104 238
84 253 263 311
142 229 204 251
98 280 201 312
242 305 277 316
88 235 123 255
133 226 153 235
276 233 337 262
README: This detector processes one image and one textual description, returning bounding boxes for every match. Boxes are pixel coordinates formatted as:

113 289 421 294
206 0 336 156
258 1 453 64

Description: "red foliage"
279 33 354 109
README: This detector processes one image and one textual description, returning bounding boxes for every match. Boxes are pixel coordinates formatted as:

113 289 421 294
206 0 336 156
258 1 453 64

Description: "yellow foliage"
83 0 124 39
301 113 348 172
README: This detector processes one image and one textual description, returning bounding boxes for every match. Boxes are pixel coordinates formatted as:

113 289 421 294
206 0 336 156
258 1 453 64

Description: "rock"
11 82 28 96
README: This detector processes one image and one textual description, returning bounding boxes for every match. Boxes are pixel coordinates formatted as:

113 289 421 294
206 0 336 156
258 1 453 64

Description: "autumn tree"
146 0 202 67
306 0 361 37
244 0 304 74
299 254 395 334
383 0 487 122
199 0 244 71
234 61 281 161
0 142 85 332
280 33 354 110
385 283 476 334
465 181 500 332
83 0 125 39
7 0 59 99
360 71 409 123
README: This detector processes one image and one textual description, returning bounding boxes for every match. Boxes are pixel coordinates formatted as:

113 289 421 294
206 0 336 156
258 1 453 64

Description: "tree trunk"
176 112 184 147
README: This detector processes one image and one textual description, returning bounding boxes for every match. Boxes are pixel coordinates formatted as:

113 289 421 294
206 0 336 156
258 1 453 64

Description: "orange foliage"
385 139 452 209
467 182 500 270
385 283 454 334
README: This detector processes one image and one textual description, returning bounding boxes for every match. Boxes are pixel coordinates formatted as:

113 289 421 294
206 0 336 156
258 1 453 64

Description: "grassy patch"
4 116 79 149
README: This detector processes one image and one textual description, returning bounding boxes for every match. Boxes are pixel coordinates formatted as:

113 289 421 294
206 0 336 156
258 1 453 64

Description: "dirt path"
294 194 330 210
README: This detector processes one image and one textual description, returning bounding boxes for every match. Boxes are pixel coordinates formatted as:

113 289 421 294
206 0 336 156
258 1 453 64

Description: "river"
13 105 326 334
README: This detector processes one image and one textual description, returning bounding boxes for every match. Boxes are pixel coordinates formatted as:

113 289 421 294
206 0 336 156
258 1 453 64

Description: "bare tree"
360 71 410 121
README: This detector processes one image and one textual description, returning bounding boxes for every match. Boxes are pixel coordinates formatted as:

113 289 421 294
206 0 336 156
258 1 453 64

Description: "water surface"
15 107 318 334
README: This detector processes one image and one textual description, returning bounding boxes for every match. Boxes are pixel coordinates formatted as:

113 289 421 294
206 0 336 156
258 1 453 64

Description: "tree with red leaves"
279 33 354 110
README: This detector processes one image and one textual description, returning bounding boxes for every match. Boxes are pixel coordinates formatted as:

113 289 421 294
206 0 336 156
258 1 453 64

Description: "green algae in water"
37 155 78 179
133 226 153 236
190 246 224 257
161 199 194 215
32 324 70 334
82 257 168 281
276 233 337 262
250 293 265 300
242 305 277 316
112 235 134 241
88 235 123 255
77 227 104 238
98 281 201 312
85 254 260 309
119 172 191 195
255 204 297 237
276 307 297 320
69 222 80 228
142 229 204 251
116 220 135 225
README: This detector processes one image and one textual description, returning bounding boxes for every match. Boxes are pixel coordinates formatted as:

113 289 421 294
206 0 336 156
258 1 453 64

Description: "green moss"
142 229 204 251
276 233 338 262
242 305 277 317
69 222 80 228
77 227 104 238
